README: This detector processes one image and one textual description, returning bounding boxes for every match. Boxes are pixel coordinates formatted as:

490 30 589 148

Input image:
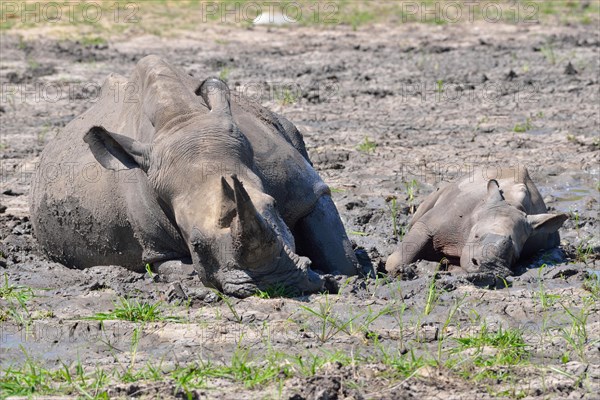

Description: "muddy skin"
28 57 359 297
1 20 599 400
385 168 568 279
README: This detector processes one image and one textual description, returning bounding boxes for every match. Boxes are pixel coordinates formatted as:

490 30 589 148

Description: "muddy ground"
1 15 599 400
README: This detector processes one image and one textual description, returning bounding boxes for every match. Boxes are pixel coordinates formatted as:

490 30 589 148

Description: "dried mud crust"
1 21 599 399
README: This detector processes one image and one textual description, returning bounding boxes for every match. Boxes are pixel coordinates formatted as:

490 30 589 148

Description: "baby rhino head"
461 180 567 275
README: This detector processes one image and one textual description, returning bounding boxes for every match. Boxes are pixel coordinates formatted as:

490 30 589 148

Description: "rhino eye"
471 258 479 266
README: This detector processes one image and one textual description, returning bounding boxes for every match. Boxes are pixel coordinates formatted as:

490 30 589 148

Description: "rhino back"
115 55 206 142
31 73 186 270
230 100 327 227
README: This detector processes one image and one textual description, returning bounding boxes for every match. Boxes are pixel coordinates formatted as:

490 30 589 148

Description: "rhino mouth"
462 232 516 274
461 252 514 278
219 244 324 297
190 234 324 297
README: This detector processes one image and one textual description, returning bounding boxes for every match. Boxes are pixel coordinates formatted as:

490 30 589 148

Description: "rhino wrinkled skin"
386 167 568 277
30 55 359 297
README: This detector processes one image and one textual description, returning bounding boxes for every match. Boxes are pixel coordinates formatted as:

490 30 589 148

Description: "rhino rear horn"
197 77 231 115
230 175 278 266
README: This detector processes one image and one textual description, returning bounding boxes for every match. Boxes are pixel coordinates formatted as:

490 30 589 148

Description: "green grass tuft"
453 324 529 368
0 274 34 324
86 297 179 322
356 136 377 154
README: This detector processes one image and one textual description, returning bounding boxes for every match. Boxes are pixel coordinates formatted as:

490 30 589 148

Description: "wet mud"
1 21 599 399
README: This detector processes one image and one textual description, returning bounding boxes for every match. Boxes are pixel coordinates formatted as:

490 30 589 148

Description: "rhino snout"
461 233 515 274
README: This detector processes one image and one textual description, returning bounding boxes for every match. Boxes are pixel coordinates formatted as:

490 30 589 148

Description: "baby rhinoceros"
30 55 358 297
386 168 568 277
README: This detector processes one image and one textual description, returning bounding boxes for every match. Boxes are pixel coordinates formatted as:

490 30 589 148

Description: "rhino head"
187 173 324 297
460 180 568 275
83 77 324 297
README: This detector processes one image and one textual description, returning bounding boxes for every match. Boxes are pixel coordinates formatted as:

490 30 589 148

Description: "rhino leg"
294 195 359 276
386 221 433 276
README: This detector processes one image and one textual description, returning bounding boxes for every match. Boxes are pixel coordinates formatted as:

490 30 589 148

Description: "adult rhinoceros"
30 55 358 297
385 167 567 277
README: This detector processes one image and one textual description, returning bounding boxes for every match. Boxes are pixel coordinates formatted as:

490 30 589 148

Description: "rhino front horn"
197 77 231 115
230 175 278 266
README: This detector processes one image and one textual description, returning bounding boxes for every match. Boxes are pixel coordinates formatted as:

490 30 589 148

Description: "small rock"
322 274 340 294
393 264 418 281
355 211 373 225
415 365 439 378
419 323 439 342
564 62 578 75
414 259 441 275
345 200 366 210
6 71 22 84
564 361 588 377
0 204 6 213
28 64 57 78
466 272 499 287
166 282 188 302
187 286 219 303
2 189 23 196
156 260 195 283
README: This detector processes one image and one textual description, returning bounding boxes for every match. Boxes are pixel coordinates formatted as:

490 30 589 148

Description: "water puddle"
586 270 600 280
539 172 599 213
552 187 595 212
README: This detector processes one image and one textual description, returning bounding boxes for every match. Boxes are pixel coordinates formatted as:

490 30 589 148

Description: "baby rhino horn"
218 176 236 228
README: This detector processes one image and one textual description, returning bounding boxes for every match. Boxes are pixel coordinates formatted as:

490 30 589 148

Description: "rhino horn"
230 175 278 265
218 176 236 228
197 77 231 115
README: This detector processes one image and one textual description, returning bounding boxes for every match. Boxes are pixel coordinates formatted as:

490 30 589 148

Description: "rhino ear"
486 179 504 203
527 213 568 234
84 126 151 172
197 77 232 116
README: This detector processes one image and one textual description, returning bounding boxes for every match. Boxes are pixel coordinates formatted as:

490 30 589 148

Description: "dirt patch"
1 17 599 400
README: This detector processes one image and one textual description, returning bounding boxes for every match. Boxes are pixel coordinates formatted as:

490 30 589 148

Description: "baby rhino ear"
485 179 504 203
84 126 152 172
527 213 568 234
